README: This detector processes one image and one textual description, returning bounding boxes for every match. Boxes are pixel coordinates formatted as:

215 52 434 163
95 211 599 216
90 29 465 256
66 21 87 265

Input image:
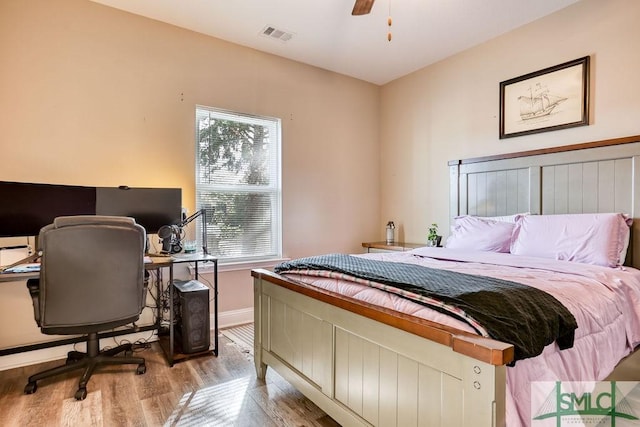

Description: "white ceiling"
90 0 580 85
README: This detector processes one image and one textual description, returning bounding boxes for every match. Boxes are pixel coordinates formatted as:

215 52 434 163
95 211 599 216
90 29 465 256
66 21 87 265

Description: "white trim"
218 307 254 329
0 330 157 371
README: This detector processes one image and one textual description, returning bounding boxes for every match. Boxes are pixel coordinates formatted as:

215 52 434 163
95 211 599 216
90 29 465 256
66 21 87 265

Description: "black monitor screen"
0 181 96 237
96 187 182 234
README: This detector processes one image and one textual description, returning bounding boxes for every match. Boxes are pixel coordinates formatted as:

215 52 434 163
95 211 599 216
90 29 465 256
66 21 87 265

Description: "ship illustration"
518 83 567 120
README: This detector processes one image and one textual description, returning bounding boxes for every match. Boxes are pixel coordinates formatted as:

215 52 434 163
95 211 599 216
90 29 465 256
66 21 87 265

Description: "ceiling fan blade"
352 0 375 15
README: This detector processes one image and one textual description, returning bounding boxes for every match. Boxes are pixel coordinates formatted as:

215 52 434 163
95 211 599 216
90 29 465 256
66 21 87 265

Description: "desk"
0 254 218 367
146 253 218 366
0 271 39 282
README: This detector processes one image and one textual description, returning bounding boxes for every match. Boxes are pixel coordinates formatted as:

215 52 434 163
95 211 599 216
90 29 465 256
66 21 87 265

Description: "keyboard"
2 263 40 274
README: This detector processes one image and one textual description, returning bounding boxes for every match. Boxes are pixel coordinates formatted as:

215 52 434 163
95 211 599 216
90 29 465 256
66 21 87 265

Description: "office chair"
24 215 147 401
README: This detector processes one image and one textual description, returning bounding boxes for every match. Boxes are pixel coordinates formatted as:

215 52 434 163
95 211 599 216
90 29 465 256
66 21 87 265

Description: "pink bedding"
281 247 640 427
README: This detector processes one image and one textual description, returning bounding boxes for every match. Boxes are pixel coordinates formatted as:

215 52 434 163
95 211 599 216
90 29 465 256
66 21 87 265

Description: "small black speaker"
173 280 210 354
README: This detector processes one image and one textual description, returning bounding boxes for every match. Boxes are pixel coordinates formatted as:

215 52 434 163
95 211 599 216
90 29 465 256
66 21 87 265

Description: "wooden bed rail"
251 268 514 366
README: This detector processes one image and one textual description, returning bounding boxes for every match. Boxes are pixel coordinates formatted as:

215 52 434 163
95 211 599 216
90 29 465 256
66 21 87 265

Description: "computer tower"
173 280 210 354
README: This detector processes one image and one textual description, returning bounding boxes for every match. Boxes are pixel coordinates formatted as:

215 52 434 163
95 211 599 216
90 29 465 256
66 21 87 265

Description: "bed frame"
252 135 640 427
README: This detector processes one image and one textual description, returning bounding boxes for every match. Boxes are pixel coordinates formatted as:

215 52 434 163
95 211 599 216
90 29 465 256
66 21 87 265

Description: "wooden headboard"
449 135 640 267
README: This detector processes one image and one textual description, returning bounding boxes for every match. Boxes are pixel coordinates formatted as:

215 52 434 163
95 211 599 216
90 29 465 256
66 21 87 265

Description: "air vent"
260 25 294 42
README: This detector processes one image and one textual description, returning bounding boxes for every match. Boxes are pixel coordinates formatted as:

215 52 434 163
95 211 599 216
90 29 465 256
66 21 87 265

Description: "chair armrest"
26 278 41 326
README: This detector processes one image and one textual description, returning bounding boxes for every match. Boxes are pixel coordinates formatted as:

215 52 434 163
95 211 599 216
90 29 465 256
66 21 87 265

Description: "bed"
252 135 640 427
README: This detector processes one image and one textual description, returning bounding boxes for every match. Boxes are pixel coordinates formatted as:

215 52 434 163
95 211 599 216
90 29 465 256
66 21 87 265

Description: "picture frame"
499 56 590 139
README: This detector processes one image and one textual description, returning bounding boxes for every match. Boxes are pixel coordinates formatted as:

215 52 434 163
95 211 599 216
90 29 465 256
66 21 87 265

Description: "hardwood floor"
4 328 637 427
0 334 340 427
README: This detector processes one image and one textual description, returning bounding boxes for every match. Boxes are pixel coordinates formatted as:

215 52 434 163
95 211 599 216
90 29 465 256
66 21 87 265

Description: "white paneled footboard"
252 269 511 427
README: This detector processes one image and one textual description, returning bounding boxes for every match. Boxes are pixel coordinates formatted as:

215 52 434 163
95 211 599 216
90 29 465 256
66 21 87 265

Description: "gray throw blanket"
275 254 577 362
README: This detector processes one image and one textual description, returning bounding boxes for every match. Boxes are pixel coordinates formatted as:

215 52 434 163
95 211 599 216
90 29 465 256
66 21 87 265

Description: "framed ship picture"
499 56 590 139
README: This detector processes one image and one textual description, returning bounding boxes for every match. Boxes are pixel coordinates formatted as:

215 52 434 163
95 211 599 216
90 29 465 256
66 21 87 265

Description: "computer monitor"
96 187 182 234
0 181 96 237
0 181 182 237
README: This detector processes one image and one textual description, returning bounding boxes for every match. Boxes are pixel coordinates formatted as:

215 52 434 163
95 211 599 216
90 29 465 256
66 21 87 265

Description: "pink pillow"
510 213 631 267
445 216 515 252
482 213 529 223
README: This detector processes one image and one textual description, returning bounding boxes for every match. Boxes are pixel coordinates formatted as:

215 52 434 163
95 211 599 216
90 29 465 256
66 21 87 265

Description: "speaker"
173 280 210 354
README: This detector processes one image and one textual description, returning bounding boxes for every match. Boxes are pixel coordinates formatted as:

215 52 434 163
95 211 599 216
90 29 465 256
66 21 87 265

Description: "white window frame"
195 105 282 265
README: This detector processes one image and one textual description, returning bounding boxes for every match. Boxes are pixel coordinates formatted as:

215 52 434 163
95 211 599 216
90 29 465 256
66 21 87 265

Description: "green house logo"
533 381 639 426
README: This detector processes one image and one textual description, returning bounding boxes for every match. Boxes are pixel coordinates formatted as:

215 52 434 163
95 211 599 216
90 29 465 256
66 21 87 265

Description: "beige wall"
0 0 380 354
380 0 640 244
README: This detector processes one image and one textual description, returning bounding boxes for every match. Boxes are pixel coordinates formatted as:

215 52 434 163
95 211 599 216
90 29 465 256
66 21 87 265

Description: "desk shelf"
147 253 218 367
157 333 215 364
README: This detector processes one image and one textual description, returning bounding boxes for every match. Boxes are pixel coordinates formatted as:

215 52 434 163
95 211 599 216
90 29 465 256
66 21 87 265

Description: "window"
195 106 281 264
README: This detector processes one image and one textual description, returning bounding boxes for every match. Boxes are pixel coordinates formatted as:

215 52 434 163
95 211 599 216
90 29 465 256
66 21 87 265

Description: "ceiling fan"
352 0 375 15
352 0 393 41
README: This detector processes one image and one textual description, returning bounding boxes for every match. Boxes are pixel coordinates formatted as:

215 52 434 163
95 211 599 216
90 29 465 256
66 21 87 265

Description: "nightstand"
362 241 424 253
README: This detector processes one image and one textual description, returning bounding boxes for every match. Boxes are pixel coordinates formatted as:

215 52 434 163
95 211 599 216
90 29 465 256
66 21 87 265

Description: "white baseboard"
1 307 254 371
0 330 156 372
217 307 254 329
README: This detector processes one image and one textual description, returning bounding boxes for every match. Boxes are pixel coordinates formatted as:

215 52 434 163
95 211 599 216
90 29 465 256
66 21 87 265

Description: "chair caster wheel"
65 357 78 365
75 387 87 401
136 364 146 375
24 382 37 395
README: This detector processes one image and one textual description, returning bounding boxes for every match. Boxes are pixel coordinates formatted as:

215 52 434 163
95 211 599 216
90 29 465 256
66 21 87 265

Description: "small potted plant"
427 223 441 247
